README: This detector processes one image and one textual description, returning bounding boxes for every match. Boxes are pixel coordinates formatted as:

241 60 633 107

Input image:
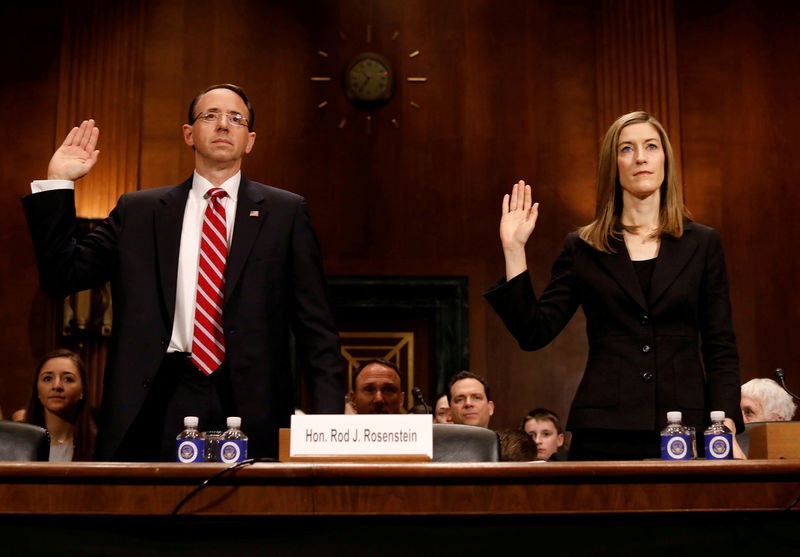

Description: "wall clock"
343 52 394 107
310 25 428 135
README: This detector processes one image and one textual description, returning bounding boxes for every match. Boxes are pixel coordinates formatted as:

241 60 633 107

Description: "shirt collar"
191 170 240 202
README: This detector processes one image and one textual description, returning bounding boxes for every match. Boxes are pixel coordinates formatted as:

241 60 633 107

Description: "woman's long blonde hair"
578 111 689 253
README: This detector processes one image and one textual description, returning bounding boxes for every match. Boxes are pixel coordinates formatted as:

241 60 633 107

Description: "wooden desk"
2 461 799 555
749 422 800 459
1 460 799 515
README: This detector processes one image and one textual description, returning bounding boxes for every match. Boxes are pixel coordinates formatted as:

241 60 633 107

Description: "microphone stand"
412 387 431 414
774 368 800 402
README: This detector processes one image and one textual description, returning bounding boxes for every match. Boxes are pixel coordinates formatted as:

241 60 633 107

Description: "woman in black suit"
485 111 744 460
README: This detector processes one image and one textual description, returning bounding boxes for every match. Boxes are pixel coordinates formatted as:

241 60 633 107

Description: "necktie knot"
208 188 227 201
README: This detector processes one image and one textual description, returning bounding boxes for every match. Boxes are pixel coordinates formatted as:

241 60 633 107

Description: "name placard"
290 414 433 458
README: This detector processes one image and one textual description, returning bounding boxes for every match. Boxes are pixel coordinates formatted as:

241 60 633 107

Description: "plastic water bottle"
660 411 691 460
219 416 248 464
176 416 204 463
704 411 733 460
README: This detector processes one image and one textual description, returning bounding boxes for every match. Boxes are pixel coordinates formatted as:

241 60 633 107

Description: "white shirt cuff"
30 180 74 194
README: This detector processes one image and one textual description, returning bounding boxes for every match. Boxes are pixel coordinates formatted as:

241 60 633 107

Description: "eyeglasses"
193 111 249 128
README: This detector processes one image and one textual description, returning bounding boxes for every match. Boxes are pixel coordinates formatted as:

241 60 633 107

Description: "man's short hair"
352 359 402 388
188 83 255 131
497 429 538 461
447 370 490 403
741 378 797 421
521 408 564 434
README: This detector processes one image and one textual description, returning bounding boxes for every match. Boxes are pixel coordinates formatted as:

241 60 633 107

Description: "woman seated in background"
16 349 95 461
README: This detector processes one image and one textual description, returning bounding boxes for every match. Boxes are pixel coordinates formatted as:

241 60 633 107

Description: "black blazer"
484 222 743 436
23 177 345 460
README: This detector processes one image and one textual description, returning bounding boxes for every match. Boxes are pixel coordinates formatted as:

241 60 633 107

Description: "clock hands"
353 71 387 93
358 74 372 93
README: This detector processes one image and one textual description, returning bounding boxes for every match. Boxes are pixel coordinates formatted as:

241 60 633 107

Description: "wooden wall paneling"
594 0 682 171
47 0 146 410
675 0 800 397
482 0 596 429
0 2 65 417
229 2 320 193
139 0 187 189
454 0 600 429
56 0 145 218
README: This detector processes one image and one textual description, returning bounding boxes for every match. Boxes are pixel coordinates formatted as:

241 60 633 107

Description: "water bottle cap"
227 416 242 428
183 416 199 428
710 410 725 422
666 411 682 422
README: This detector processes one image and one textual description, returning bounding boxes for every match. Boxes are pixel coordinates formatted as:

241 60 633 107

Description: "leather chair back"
0 421 49 461
432 423 500 462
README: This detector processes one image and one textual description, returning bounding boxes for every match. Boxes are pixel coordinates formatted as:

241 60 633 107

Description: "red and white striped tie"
191 187 228 375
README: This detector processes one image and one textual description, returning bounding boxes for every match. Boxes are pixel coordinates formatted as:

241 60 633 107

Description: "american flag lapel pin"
249 210 259 217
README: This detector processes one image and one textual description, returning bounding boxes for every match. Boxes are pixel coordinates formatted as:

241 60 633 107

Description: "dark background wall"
2 0 798 431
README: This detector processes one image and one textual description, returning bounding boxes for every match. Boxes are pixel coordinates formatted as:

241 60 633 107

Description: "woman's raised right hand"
500 180 539 251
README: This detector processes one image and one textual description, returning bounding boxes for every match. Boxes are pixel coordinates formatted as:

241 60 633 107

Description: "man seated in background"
433 393 453 423
521 408 566 461
447 371 494 428
740 378 797 423
349 359 405 414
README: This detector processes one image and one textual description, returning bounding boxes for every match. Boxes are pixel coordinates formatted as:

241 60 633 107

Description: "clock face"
344 53 394 106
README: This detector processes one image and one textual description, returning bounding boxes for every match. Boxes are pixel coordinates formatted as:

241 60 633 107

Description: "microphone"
774 368 800 402
412 387 430 414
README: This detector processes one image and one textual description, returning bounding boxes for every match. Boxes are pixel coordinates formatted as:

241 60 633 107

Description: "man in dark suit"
447 371 495 429
24 84 345 461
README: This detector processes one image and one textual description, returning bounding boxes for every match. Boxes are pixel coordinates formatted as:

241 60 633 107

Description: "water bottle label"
704 433 732 460
176 439 204 463
661 434 691 460
220 440 247 463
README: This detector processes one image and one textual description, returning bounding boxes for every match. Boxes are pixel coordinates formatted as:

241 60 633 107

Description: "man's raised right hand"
47 119 100 181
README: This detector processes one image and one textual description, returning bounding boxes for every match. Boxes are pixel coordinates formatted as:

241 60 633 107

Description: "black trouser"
568 429 661 461
114 353 236 462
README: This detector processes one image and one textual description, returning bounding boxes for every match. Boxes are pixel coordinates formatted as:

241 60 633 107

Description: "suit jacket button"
641 371 653 382
641 315 650 325
142 377 152 389
642 344 651 353
160 337 168 347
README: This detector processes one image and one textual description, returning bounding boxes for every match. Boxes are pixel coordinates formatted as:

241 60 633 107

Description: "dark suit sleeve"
698 228 743 432
289 199 345 413
22 189 120 297
484 233 581 351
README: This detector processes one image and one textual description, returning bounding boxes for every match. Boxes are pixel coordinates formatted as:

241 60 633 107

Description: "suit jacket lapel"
225 176 266 307
594 234 649 312
649 223 698 307
154 179 191 324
